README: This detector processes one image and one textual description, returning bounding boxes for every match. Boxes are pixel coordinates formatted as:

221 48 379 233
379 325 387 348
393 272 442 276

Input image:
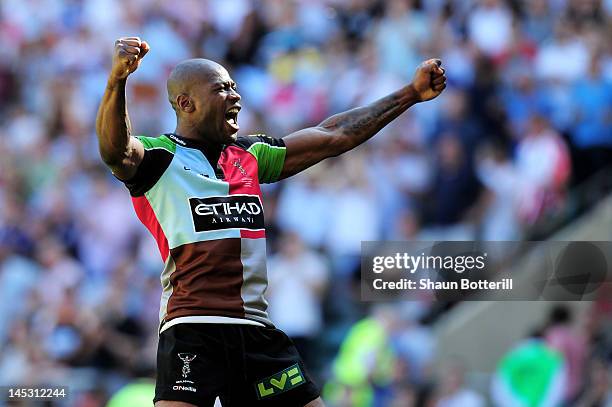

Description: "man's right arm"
95 37 149 180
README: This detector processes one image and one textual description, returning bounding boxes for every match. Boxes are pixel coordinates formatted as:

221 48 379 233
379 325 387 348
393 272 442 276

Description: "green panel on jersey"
247 142 286 184
138 135 176 154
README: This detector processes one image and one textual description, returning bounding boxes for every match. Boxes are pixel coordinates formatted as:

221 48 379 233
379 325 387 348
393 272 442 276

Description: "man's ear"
177 94 195 113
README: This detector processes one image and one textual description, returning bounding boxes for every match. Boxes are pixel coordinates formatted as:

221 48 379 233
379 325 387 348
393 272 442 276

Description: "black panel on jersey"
124 148 174 197
233 134 286 150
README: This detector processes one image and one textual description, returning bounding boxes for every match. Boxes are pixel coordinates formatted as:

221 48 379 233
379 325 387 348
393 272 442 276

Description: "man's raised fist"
410 58 447 102
111 37 149 81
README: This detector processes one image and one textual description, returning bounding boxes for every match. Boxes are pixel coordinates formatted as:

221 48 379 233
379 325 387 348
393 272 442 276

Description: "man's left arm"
279 58 446 179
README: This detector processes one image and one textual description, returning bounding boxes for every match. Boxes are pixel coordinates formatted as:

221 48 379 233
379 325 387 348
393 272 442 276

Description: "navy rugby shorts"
154 323 320 406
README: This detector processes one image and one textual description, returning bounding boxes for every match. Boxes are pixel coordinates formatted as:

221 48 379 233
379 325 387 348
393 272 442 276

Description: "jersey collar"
166 133 225 167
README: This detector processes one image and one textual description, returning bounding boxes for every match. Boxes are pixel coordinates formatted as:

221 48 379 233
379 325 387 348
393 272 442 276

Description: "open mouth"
225 106 240 130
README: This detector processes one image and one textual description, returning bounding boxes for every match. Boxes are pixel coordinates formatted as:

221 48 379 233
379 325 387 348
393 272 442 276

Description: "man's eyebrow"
213 80 236 88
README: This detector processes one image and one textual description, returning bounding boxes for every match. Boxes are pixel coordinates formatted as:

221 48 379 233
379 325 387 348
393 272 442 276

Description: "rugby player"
96 37 446 407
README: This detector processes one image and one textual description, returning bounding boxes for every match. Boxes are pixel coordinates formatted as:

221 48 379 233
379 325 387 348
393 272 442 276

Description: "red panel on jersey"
221 146 266 239
132 195 170 261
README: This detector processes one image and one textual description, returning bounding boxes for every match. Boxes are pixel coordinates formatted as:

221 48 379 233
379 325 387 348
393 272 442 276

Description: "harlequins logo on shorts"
254 363 305 399
178 352 197 379
173 353 198 393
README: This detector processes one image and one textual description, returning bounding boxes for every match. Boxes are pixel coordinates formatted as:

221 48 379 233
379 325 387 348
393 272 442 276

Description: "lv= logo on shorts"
255 363 306 399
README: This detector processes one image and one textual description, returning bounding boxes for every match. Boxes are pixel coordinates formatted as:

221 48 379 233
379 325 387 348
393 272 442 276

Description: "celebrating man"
96 36 446 407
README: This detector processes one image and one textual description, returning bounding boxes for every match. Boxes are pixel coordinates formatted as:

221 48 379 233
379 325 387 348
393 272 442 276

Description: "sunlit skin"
95 36 446 407
96 37 445 183
167 59 242 147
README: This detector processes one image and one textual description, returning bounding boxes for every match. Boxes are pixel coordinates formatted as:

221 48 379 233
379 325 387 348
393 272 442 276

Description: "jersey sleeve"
120 135 175 196
235 134 287 184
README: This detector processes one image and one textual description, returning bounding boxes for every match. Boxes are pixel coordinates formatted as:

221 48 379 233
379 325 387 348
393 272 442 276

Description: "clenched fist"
110 37 149 81
410 59 447 102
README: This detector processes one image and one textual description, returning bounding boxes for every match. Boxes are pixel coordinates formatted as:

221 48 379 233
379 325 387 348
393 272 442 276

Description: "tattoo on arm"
280 84 421 179
318 85 419 151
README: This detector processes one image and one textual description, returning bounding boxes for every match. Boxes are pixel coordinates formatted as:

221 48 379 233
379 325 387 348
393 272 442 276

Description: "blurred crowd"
1 0 612 405
324 303 612 406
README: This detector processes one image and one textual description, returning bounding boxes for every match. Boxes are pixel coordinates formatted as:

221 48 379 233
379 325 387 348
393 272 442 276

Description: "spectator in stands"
544 305 588 404
475 141 522 240
522 0 555 44
575 357 612 407
515 114 571 224
570 53 612 181
467 0 514 58
421 132 481 239
535 20 589 83
491 330 567 407
433 359 485 407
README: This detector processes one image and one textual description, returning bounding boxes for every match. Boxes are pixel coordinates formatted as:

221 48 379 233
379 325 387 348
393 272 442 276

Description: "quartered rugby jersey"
122 133 286 333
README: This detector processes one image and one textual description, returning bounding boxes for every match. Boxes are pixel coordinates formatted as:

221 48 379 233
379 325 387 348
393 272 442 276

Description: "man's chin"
220 131 238 144
222 122 239 143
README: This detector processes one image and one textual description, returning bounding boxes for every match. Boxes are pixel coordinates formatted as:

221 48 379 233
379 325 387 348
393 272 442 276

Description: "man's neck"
173 125 223 165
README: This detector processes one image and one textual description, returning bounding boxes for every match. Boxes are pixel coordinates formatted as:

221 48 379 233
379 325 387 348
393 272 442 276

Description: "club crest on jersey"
189 194 265 232
233 158 247 175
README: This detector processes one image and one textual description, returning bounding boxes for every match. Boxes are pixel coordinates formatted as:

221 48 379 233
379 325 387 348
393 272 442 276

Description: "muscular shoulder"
123 134 176 196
